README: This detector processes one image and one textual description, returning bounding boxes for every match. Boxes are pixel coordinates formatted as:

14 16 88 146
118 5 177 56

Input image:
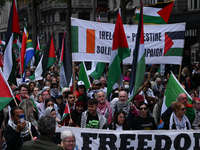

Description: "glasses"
181 108 186 111
68 96 75 99
118 116 125 118
65 140 75 143
139 107 147 110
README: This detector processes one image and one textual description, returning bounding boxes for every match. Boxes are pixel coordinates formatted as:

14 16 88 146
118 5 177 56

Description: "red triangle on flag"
48 36 56 58
157 1 174 23
163 33 174 56
0 73 12 98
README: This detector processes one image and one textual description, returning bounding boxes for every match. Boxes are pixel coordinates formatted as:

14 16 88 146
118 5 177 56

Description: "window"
60 13 66 22
188 0 200 10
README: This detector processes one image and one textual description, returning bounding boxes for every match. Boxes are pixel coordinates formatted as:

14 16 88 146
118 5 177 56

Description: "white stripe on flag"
136 7 161 17
3 33 13 80
35 55 43 81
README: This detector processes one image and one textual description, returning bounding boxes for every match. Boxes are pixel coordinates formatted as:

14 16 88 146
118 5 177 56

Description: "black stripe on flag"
41 34 53 77
165 31 185 40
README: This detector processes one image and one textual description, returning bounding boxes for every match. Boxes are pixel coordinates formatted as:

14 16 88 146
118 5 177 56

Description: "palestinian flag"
60 32 72 88
107 10 130 96
134 0 174 24
78 62 91 91
0 39 5 46
0 68 14 111
34 36 40 66
12 37 21 51
3 0 20 85
31 36 40 67
88 62 105 80
35 34 56 81
161 71 195 124
60 102 70 122
129 2 145 100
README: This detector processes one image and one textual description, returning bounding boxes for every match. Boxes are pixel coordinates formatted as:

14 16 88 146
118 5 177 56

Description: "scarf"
116 100 131 117
8 119 31 137
97 101 110 116
169 112 191 130
50 89 58 98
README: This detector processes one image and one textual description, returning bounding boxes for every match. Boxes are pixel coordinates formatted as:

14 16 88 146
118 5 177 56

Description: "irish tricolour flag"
107 10 130 96
135 0 174 24
161 71 195 123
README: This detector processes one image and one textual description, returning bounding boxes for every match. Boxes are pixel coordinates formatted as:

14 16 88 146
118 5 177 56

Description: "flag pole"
147 65 153 81
178 65 181 81
28 128 34 140
72 62 77 101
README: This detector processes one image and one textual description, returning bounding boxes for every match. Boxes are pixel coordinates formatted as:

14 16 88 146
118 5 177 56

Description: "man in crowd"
21 116 63 150
112 91 139 126
131 102 157 130
4 106 38 150
100 77 107 95
152 78 164 96
162 92 195 124
95 91 112 124
59 91 75 117
76 99 107 129
192 98 200 128
87 80 101 99
9 84 30 108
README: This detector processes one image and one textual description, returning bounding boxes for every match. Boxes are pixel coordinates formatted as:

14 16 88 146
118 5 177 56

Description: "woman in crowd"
44 98 61 122
123 70 131 81
30 86 40 102
19 99 38 129
36 91 43 103
28 81 36 95
108 110 130 130
44 107 60 124
169 101 191 130
60 130 77 150
71 99 85 124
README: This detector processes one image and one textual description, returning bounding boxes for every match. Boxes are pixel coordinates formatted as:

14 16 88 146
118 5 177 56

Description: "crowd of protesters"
1 55 200 149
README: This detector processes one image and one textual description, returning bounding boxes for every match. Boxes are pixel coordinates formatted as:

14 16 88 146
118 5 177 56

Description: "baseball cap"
77 81 85 86
93 80 101 85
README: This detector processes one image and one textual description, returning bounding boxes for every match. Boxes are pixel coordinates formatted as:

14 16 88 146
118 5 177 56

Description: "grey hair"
94 90 105 99
176 92 187 101
155 78 161 83
61 130 76 144
119 90 128 97
38 116 56 135
19 99 34 121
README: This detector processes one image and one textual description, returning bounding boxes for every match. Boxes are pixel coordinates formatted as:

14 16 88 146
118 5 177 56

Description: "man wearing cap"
76 81 88 110
87 80 101 99
112 91 139 126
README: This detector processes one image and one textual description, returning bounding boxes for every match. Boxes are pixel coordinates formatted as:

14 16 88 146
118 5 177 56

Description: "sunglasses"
69 96 75 99
181 108 186 111
139 107 147 110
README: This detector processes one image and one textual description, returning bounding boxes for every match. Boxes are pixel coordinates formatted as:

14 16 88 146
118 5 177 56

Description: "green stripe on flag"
0 97 13 111
71 26 78 53
79 62 91 91
90 62 105 79
164 48 184 56
60 113 69 122
47 57 56 69
135 14 166 24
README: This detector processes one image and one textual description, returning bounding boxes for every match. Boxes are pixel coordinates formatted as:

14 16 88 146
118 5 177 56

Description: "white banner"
56 127 200 150
71 18 186 65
